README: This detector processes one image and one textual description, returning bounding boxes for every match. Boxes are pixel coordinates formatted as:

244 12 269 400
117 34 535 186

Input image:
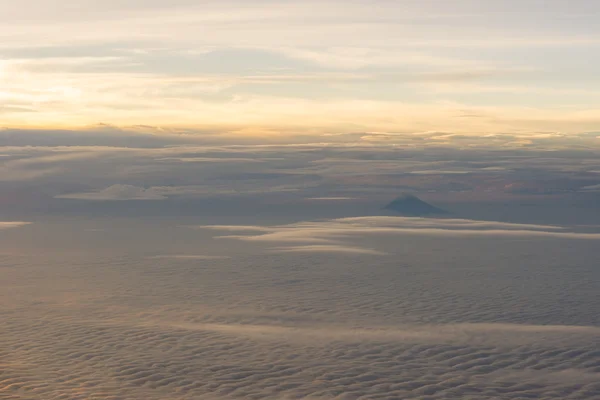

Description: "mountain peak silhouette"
384 194 447 216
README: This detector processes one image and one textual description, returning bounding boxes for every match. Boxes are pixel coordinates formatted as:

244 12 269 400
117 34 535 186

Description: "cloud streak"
56 184 167 201
170 321 600 347
270 245 387 256
0 221 31 230
148 255 230 260
200 216 600 255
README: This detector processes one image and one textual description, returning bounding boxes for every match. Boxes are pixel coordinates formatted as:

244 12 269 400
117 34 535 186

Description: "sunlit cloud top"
1 0 599 139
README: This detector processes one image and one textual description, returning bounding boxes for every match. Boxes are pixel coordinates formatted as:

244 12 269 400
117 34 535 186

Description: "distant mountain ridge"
384 194 447 216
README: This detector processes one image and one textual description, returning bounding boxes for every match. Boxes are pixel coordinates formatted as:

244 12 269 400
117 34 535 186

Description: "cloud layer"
0 139 598 224
1 219 599 399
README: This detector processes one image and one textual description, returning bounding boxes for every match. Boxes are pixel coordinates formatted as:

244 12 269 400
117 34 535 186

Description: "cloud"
201 216 600 254
170 321 600 347
581 183 600 192
192 225 275 232
156 157 264 163
56 184 167 200
275 46 488 70
0 147 113 181
148 255 230 260
410 170 471 175
306 197 356 201
270 245 387 256
2 142 599 220
149 184 302 198
338 216 565 229
3 210 600 400
0 221 30 230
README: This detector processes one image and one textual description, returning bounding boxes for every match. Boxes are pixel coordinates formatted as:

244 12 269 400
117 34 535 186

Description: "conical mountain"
384 194 447 216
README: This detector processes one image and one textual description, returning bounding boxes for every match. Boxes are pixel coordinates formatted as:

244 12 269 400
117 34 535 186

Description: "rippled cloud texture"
1 215 600 399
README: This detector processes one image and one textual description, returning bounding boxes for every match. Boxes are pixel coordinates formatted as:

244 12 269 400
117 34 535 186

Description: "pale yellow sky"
1 0 599 138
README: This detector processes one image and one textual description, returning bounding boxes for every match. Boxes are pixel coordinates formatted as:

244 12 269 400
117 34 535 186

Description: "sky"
1 0 600 139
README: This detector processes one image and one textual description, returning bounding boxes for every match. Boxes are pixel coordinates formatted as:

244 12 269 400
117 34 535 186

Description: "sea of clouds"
1 216 599 399
1 130 599 399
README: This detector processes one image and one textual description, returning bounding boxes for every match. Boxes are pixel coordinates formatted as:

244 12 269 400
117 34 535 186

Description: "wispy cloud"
172 321 600 346
200 216 600 255
306 197 356 201
0 221 31 230
56 184 167 201
270 245 387 256
148 255 230 260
